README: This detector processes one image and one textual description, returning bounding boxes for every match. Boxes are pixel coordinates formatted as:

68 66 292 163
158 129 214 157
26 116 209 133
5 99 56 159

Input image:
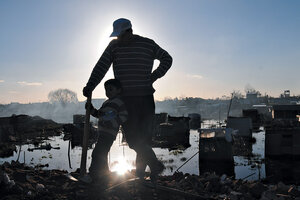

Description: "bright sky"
1 0 300 104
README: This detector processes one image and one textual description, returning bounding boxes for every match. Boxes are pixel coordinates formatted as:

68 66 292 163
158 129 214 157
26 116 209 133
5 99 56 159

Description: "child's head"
104 79 122 99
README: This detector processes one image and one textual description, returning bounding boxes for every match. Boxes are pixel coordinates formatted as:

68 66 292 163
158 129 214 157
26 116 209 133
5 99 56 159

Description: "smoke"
231 90 244 99
0 86 107 123
244 84 257 94
0 100 106 123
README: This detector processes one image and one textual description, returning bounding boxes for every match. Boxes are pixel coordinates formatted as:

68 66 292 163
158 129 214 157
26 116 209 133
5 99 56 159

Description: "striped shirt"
90 96 128 136
87 34 173 96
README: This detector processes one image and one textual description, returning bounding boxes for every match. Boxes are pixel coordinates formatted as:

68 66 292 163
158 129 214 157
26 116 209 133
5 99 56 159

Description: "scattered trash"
1 113 300 199
0 171 15 188
36 183 45 192
27 143 60 151
0 158 300 199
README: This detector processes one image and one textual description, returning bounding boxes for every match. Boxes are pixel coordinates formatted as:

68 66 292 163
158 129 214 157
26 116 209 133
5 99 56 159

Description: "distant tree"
221 95 231 100
163 96 173 101
179 95 186 100
48 89 78 106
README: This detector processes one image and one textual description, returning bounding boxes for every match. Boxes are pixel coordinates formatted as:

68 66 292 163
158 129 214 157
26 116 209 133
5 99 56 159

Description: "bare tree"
48 89 78 106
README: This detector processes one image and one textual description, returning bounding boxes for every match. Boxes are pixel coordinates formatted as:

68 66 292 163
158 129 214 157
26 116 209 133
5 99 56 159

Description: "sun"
97 24 114 49
110 157 134 175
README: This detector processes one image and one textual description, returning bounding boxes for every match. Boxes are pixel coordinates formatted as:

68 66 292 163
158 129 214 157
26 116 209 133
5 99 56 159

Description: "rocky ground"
1 161 300 200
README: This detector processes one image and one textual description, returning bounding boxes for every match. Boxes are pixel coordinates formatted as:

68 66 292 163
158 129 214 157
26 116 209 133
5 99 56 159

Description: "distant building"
245 92 259 105
246 92 258 100
283 90 290 98
272 105 300 120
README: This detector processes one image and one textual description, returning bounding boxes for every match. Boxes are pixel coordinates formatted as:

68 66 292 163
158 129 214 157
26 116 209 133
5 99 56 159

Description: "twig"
16 144 21 162
242 172 256 180
175 150 199 172
68 140 72 169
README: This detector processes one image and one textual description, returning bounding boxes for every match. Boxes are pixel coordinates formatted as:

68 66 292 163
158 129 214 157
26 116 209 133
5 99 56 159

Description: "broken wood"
80 96 92 176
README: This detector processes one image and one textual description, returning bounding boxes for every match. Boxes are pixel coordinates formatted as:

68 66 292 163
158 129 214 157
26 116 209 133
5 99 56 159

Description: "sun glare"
98 25 114 49
110 157 134 175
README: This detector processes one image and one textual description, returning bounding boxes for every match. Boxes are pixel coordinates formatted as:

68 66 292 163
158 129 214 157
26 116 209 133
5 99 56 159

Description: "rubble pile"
159 172 300 200
1 161 80 200
1 161 300 200
0 115 63 158
0 115 62 144
0 143 16 157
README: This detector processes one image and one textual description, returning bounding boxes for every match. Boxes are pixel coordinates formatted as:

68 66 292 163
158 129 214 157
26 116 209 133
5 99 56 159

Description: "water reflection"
0 135 86 171
1 121 300 184
234 131 266 181
110 156 135 175
199 160 235 178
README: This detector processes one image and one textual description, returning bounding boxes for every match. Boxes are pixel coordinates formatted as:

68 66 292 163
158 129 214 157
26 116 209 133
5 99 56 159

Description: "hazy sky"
1 0 300 104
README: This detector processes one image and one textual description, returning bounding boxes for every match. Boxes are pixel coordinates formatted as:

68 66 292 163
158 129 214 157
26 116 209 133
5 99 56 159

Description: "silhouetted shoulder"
133 34 156 47
106 39 120 53
108 39 119 47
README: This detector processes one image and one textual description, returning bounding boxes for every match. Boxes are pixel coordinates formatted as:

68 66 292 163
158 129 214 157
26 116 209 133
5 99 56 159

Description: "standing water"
0 120 268 181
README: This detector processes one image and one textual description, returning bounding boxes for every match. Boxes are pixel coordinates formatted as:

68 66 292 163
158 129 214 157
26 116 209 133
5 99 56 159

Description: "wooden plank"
80 96 92 176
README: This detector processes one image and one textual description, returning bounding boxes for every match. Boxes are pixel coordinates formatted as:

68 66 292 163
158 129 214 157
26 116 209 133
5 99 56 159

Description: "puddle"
234 130 266 181
0 121 299 184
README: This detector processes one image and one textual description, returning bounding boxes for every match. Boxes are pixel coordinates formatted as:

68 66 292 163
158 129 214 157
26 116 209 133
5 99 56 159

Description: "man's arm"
83 44 113 97
151 42 173 83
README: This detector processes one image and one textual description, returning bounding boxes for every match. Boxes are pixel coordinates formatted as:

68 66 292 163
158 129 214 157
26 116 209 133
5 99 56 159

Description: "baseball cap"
110 18 132 37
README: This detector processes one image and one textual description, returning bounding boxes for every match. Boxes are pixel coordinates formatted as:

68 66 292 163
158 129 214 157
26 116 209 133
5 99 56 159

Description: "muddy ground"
1 161 300 200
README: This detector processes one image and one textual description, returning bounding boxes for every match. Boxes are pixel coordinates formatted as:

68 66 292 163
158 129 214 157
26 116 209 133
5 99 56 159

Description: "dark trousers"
122 95 159 176
89 132 114 178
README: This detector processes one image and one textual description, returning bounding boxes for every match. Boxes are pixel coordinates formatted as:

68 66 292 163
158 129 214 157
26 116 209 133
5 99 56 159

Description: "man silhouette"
83 18 172 183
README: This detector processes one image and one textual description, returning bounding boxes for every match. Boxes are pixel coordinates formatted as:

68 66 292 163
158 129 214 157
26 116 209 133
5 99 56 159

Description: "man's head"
104 79 122 99
110 18 132 38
